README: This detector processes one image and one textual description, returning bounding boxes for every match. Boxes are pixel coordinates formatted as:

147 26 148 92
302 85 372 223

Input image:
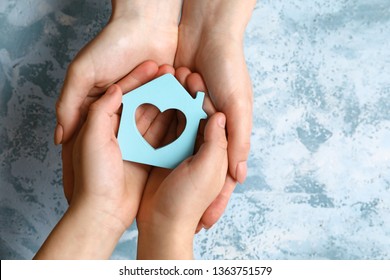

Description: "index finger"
55 61 95 144
222 95 252 184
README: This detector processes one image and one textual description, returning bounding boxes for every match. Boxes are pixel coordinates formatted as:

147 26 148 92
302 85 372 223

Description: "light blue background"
1 0 389 259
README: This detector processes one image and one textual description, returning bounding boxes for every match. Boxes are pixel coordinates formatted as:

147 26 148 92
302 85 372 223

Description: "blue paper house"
117 74 207 168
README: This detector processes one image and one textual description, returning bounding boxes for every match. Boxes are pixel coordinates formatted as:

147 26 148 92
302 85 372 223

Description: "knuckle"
55 98 66 116
221 89 253 112
67 59 84 76
88 101 101 112
234 98 253 112
67 58 94 83
239 140 251 154
216 137 228 150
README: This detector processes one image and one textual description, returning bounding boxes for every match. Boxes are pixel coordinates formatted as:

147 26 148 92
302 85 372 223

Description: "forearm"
34 204 126 260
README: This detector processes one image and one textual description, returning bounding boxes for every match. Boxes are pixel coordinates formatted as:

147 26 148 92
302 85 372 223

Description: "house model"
117 73 207 169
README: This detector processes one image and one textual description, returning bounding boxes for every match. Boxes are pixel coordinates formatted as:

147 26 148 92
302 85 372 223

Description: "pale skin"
35 62 227 259
55 0 256 231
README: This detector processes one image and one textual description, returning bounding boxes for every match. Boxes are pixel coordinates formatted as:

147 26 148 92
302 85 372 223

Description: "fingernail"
203 223 211 230
217 115 226 128
54 123 63 145
236 161 247 184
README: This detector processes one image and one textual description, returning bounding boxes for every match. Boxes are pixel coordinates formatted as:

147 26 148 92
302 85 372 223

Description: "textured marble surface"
1 0 390 259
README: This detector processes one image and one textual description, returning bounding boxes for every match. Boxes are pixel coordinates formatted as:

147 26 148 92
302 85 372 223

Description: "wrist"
111 0 182 27
64 204 126 257
68 198 128 240
34 202 127 259
137 219 195 260
180 0 256 41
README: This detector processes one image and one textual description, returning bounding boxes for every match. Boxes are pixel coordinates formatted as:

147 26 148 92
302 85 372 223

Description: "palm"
76 18 177 90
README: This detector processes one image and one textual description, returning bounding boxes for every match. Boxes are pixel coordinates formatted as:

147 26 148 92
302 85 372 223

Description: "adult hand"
175 0 256 229
57 0 181 201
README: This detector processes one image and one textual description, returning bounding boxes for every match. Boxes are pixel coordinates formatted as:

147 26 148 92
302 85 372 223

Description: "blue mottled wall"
1 0 390 259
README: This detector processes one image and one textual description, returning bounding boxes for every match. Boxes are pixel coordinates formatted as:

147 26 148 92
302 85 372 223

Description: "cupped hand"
57 7 179 144
137 110 228 259
33 62 178 259
174 0 256 229
58 0 181 201
71 62 175 228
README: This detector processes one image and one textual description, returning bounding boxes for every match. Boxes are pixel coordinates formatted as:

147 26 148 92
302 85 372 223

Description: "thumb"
189 112 228 190
88 84 122 117
81 85 122 145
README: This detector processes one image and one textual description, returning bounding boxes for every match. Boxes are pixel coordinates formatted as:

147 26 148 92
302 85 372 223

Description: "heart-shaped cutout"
135 103 187 150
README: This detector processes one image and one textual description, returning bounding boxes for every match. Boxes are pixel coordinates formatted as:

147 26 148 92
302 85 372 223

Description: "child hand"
71 84 129 230
136 70 228 259
34 84 126 259
62 61 177 211
35 63 176 259
61 61 160 203
70 63 177 229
